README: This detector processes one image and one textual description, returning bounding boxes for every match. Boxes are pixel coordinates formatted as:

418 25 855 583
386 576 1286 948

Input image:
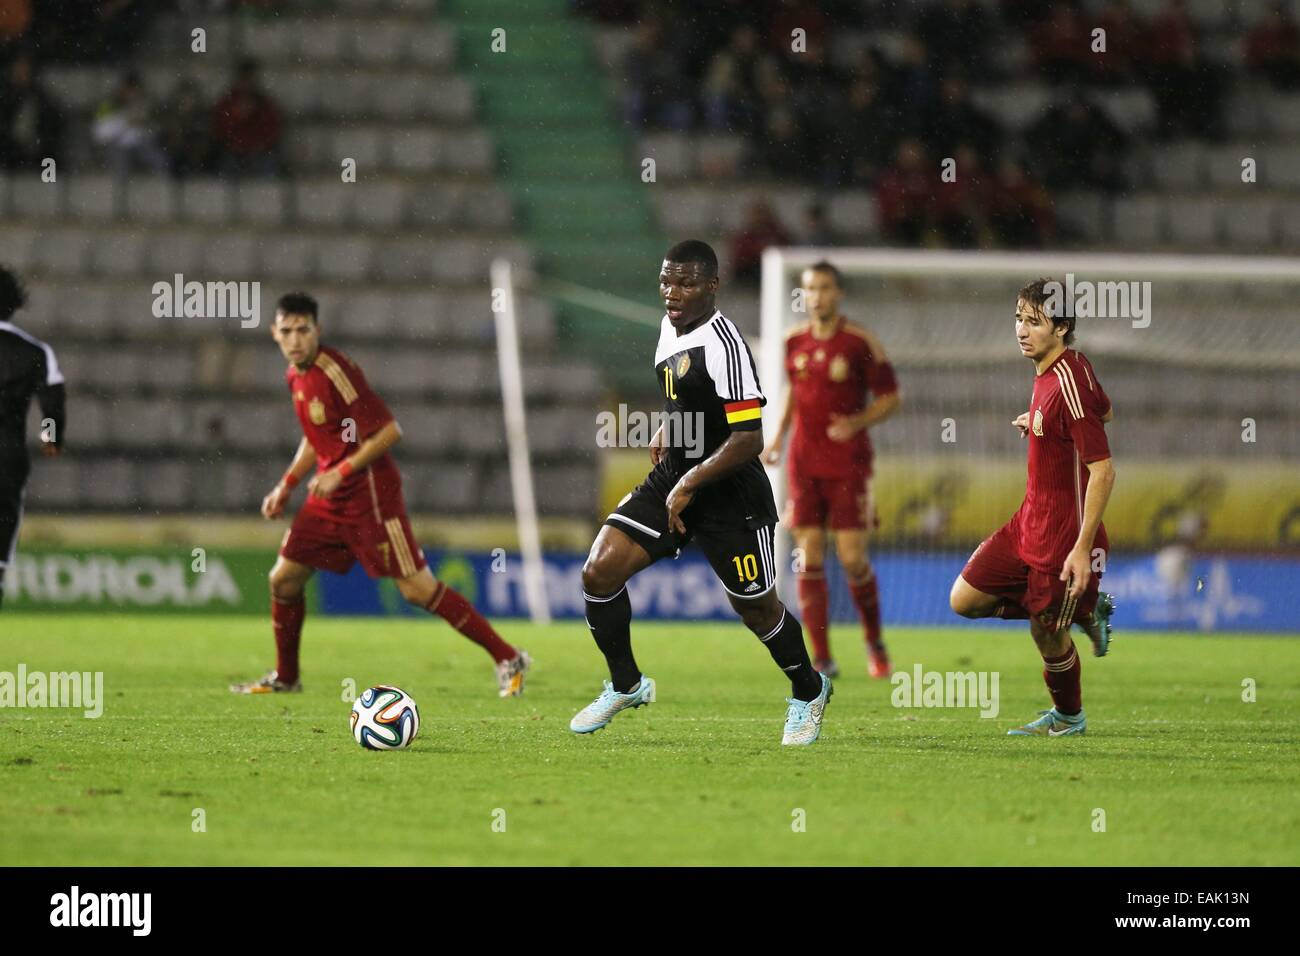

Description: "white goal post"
759 246 1300 609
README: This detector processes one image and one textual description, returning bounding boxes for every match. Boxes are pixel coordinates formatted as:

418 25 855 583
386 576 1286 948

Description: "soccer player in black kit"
570 241 832 745
0 266 65 609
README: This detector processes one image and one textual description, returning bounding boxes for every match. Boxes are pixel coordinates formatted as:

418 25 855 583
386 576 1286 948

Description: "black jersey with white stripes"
0 320 65 462
651 310 777 530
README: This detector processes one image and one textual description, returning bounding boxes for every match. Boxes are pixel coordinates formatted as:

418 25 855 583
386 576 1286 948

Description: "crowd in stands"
0 2 285 177
576 0 1300 258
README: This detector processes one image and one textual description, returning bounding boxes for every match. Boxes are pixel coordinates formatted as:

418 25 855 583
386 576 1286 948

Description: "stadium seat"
1150 142 1206 190
353 21 407 63
331 127 386 170
0 226 39 271
388 129 442 172
1222 201 1277 245
204 235 260 277
148 230 206 276
11 175 63 219
261 237 319 281
300 20 348 61
89 229 149 276
352 182 408 228
241 21 300 61
234 182 287 225
375 238 437 283
66 175 119 219
406 25 457 68
125 178 177 222
1166 199 1221 245
180 181 234 224
1111 196 1164 244
316 237 375 282
293 181 355 228
36 228 93 276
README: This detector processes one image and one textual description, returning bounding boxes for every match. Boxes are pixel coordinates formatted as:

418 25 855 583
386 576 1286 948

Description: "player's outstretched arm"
307 419 402 499
666 430 763 534
262 438 316 519
1061 456 1116 599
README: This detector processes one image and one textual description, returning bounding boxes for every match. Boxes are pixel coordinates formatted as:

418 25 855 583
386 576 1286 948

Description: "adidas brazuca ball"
350 685 420 750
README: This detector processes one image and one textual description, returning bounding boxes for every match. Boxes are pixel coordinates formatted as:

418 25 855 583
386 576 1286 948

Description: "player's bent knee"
581 558 624 598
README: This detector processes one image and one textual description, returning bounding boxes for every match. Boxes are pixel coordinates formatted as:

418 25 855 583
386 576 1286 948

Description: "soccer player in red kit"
949 278 1116 736
230 292 531 697
762 261 901 679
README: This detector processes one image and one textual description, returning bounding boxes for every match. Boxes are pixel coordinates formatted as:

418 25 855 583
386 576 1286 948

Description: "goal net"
758 248 1300 636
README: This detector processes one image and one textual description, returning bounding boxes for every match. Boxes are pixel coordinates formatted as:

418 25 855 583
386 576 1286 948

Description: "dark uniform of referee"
0 267 65 608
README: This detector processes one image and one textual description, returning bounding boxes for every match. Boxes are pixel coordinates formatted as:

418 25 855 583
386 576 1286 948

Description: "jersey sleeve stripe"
315 353 359 403
711 322 741 399
1053 366 1085 419
715 316 763 401
724 399 761 412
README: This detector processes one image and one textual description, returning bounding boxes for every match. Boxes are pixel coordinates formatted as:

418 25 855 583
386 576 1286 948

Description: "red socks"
796 568 830 660
425 582 516 663
849 571 885 651
1042 641 1082 715
271 596 305 684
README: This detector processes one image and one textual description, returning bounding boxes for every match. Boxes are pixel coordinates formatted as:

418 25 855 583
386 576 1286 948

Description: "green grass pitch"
2 614 1297 866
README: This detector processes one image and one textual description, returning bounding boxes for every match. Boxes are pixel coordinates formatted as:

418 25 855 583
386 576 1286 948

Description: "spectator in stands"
0 0 32 59
837 74 898 187
757 106 806 180
1031 1 1092 85
933 145 994 248
91 70 168 175
1026 87 1128 193
1245 2 1300 90
730 200 791 284
1092 0 1146 85
989 157 1055 247
923 73 999 162
160 78 213 178
0 53 64 171
915 0 993 79
894 35 940 128
1144 0 1224 139
212 59 284 176
623 17 693 130
875 138 934 246
801 202 836 246
702 24 776 134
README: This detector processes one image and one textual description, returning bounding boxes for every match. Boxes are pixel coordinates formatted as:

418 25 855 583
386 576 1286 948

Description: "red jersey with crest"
785 317 899 479
287 345 403 524
1014 348 1111 572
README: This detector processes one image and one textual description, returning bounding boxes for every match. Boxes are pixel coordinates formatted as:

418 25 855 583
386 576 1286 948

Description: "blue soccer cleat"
1088 592 1116 657
781 673 833 746
1007 707 1087 736
569 677 656 734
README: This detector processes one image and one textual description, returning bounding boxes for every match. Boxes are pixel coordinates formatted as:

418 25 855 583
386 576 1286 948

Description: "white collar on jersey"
654 309 723 365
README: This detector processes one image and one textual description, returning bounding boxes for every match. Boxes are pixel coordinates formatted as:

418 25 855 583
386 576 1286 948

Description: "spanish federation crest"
829 354 849 382
1032 407 1044 437
676 353 691 377
309 397 327 425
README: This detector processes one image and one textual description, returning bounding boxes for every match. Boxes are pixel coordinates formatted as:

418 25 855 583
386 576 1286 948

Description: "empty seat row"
1142 142 1300 190
0 176 510 230
20 455 578 515
1112 195 1300 247
652 186 877 239
18 280 556 345
43 66 476 124
0 225 534 286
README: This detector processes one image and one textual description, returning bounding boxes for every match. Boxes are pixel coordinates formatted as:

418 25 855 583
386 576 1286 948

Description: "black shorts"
604 473 778 600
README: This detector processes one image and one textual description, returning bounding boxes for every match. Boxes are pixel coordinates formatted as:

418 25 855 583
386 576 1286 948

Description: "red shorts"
960 519 1099 627
788 470 877 532
279 502 426 580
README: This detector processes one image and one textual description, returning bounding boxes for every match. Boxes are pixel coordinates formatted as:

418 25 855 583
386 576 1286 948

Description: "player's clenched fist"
1013 412 1030 438
760 440 782 466
261 483 290 519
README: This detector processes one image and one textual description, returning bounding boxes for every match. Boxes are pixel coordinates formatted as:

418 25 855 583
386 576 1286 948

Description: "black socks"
760 606 822 702
583 586 641 693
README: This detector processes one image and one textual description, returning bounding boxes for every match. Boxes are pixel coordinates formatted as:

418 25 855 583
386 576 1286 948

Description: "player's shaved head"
0 264 28 321
664 240 718 278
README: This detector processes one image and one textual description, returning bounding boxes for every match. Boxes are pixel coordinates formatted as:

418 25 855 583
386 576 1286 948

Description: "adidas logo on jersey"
743 581 762 593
